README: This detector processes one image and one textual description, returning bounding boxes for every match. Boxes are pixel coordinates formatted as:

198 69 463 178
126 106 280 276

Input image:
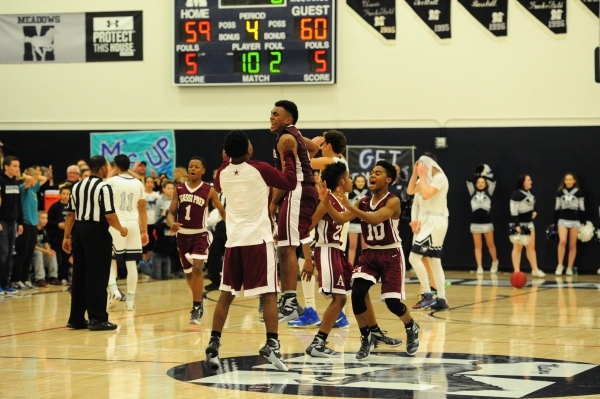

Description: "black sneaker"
205 337 221 371
190 303 204 325
431 298 449 311
259 338 288 371
356 333 376 360
305 336 341 358
278 296 304 323
406 322 420 356
66 320 89 330
88 319 118 331
204 282 220 292
371 329 402 347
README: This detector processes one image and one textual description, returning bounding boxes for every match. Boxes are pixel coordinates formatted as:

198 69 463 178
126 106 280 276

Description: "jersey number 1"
184 205 192 220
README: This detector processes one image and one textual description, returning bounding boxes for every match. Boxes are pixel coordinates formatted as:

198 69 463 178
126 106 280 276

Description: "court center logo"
167 352 600 398
23 25 56 61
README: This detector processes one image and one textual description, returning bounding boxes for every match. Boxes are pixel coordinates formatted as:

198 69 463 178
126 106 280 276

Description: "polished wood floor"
1 271 600 399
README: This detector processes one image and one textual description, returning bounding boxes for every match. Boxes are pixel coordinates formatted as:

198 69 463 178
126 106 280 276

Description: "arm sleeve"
487 178 496 196
101 185 116 215
466 180 475 196
253 151 297 190
510 192 520 226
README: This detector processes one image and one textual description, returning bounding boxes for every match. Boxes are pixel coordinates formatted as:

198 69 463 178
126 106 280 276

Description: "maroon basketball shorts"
277 184 318 247
220 241 279 297
314 246 352 298
176 231 212 273
351 247 406 301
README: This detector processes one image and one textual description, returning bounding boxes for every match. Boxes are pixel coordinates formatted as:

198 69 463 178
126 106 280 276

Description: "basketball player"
205 130 297 372
269 100 319 322
106 154 149 311
167 157 225 325
342 160 420 360
407 154 450 311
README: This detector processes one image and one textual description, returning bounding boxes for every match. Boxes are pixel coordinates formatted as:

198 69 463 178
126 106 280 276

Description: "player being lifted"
342 160 420 360
106 154 148 311
205 130 298 371
167 157 225 324
269 100 319 322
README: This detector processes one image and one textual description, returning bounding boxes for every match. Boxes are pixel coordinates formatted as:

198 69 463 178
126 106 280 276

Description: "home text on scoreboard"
174 0 336 86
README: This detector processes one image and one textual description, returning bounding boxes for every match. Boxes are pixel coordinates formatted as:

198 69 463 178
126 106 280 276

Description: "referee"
63 156 128 331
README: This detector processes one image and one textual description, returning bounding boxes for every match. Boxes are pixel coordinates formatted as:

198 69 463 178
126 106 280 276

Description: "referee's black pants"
68 222 112 324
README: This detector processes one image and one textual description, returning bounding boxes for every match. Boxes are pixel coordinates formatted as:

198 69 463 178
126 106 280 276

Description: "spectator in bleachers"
12 167 47 289
47 185 72 284
32 210 61 287
60 165 80 188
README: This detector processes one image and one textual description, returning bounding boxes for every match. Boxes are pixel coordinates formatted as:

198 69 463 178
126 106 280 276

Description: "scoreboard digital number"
174 0 336 86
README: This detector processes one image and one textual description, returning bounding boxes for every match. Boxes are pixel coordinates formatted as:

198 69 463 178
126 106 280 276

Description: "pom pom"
577 221 595 243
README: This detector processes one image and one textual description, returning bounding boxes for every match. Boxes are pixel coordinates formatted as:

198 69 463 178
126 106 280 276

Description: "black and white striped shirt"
68 176 116 224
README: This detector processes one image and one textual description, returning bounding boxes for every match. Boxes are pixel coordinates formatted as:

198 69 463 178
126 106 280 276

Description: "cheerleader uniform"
466 178 496 234
510 189 536 232
554 188 585 228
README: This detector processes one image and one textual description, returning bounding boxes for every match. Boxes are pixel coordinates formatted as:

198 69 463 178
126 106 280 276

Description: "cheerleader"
467 175 498 274
347 175 368 265
510 174 545 277
554 173 585 276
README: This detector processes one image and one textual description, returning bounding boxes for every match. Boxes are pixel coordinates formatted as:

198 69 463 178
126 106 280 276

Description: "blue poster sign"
90 130 175 176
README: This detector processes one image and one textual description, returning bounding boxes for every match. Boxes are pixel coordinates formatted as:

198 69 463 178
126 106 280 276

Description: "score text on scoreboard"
174 0 336 86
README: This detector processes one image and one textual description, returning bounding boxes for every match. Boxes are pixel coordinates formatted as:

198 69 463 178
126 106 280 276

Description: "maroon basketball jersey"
175 182 211 229
315 193 345 247
273 125 314 184
359 193 401 247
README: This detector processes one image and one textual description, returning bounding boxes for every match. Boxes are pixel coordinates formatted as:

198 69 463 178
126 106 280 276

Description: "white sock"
408 252 431 293
126 260 138 296
108 261 118 287
429 257 446 299
298 258 316 309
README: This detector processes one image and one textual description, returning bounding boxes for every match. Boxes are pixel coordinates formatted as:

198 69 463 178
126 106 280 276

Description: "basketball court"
1 271 600 398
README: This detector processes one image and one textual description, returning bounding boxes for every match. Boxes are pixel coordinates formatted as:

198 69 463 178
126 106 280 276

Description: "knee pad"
351 279 373 315
385 298 407 318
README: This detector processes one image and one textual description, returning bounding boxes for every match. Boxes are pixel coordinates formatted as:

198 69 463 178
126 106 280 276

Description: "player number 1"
184 205 192 220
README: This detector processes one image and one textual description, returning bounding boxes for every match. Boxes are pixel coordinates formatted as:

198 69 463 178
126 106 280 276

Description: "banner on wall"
517 0 567 33
458 0 508 36
90 131 175 176
405 0 452 39
0 11 142 64
346 146 415 182
346 0 397 40
85 11 143 62
579 0 599 17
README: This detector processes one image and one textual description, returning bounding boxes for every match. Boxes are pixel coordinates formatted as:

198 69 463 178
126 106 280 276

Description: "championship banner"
90 131 175 176
458 0 508 36
405 0 452 39
579 0 599 17
0 11 143 64
346 0 397 40
346 145 415 182
85 11 143 62
516 0 566 33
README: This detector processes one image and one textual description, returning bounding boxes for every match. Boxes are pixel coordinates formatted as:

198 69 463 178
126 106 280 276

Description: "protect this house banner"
579 0 599 18
347 0 397 40
517 0 567 33
405 0 452 39
458 0 508 36
0 11 143 64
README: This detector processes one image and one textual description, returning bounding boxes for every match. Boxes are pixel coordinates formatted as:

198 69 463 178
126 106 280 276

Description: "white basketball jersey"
106 174 144 221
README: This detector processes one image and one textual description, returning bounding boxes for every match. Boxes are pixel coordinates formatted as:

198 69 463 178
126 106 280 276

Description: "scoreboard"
174 0 336 86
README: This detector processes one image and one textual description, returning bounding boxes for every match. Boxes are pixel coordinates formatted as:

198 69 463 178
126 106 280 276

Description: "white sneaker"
24 281 37 290
555 265 564 275
107 289 122 310
126 300 135 311
476 267 484 275
565 268 573 276
532 269 546 278
490 261 499 274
